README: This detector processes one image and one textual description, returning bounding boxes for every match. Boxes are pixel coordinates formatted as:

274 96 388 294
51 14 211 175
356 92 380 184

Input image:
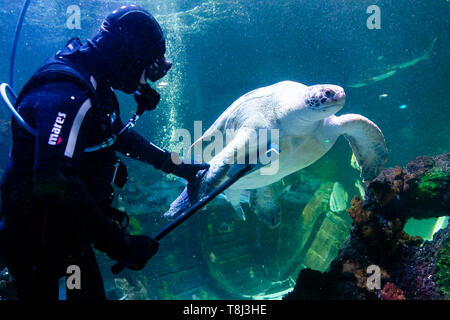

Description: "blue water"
0 0 448 300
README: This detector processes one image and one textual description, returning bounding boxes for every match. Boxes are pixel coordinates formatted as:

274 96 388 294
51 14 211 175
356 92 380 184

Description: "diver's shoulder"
27 79 91 97
17 79 93 116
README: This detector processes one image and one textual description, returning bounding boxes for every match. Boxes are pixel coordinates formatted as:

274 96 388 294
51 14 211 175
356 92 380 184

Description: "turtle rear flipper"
249 186 282 229
249 184 290 229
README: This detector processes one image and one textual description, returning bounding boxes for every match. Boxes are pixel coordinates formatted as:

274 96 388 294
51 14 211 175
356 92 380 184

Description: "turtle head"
302 85 346 120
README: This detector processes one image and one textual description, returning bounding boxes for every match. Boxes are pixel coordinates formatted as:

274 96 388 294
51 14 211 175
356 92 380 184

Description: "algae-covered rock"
366 152 450 220
435 237 450 299
285 152 450 300
415 169 450 201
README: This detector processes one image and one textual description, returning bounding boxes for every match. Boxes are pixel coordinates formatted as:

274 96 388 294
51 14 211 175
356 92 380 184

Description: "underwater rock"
395 224 448 300
365 152 450 220
435 236 450 299
285 152 450 300
285 210 448 300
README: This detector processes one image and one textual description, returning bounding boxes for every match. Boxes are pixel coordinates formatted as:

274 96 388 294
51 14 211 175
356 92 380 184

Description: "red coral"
381 282 406 300
347 196 372 225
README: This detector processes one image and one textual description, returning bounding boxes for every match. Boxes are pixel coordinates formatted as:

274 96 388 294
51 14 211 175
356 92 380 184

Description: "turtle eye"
325 90 334 98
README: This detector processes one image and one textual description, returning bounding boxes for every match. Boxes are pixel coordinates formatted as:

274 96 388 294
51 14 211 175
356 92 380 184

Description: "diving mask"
145 57 172 82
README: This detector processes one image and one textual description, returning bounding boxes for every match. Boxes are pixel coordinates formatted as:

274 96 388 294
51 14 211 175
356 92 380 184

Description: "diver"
0 5 208 300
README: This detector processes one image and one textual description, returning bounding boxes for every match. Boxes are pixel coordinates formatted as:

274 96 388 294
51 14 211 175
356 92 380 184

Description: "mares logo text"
48 112 67 145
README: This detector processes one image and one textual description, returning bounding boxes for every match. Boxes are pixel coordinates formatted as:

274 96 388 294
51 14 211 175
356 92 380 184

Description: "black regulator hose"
0 0 35 135
10 0 31 90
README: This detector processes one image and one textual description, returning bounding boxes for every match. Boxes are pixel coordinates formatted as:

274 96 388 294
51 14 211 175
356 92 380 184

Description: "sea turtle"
165 81 388 228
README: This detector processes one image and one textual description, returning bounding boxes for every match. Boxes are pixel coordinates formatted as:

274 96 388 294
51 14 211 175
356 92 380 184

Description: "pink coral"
381 282 406 300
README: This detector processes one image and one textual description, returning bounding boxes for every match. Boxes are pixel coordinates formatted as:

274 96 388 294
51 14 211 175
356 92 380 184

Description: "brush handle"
111 165 253 275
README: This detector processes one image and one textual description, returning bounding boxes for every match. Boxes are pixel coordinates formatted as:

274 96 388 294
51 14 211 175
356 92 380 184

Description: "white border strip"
64 98 92 158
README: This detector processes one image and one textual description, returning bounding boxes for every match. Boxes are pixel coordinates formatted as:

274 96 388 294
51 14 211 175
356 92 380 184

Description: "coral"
435 237 450 299
365 153 450 220
348 196 372 225
380 282 406 300
347 196 422 253
284 152 449 301
395 225 448 300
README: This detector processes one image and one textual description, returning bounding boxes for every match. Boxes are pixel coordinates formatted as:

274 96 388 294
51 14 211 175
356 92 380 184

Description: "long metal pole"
111 165 252 275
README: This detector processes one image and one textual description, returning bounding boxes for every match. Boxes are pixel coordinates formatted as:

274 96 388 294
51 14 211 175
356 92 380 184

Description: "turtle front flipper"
332 114 388 181
164 127 259 220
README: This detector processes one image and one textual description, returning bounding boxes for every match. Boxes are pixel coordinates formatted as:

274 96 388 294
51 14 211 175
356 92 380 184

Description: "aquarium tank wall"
0 0 448 301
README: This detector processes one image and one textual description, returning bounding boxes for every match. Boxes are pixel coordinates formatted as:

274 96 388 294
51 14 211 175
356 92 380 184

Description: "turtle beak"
325 87 346 108
333 91 345 102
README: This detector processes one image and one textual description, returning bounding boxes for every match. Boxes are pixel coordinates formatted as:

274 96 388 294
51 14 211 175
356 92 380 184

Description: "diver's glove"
160 150 210 183
134 84 160 114
121 235 159 271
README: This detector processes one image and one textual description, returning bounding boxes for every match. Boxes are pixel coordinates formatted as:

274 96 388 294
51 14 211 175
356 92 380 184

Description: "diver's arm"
114 83 209 179
113 121 171 168
29 82 156 265
61 173 158 268
115 123 209 182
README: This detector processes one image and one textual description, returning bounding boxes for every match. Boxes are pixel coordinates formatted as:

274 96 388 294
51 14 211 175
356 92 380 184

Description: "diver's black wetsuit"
0 5 206 300
0 68 177 300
